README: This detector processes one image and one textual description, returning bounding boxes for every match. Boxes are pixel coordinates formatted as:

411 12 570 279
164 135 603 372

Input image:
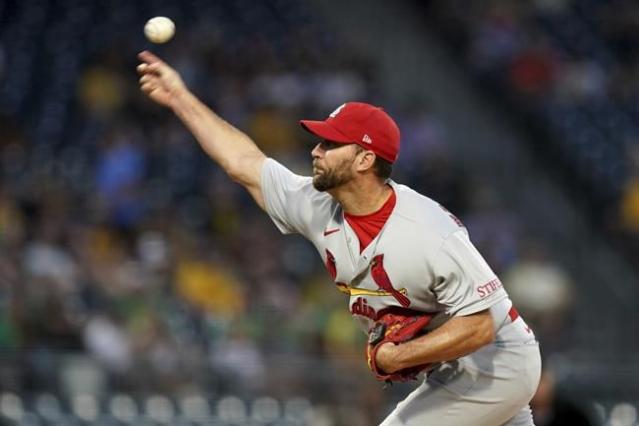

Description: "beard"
312 157 355 192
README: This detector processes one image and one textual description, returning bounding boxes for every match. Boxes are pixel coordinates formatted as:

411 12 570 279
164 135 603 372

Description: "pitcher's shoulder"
391 183 466 240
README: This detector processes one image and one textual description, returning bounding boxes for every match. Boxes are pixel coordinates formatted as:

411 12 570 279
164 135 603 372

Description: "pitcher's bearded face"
311 140 359 192
312 156 356 191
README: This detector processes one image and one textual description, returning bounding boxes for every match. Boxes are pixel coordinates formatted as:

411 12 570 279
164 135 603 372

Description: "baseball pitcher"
137 50 541 425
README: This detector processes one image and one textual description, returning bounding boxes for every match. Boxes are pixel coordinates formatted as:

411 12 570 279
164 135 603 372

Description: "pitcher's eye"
320 140 342 150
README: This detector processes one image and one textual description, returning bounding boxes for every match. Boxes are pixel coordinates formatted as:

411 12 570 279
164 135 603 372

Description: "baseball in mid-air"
144 16 175 44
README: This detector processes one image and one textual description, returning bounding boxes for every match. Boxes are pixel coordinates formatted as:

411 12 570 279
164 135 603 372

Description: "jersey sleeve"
430 229 507 317
260 158 319 236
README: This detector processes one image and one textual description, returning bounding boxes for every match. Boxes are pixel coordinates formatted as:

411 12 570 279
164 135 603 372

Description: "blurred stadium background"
0 0 638 424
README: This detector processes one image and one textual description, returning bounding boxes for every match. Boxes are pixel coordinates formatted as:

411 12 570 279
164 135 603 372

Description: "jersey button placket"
342 225 359 266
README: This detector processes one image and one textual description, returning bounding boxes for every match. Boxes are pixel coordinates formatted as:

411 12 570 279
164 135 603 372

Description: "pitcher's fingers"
140 82 155 93
138 50 164 65
137 62 162 76
139 74 154 85
140 62 164 77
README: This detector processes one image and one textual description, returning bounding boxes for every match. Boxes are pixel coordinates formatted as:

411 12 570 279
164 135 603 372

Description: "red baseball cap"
300 102 401 163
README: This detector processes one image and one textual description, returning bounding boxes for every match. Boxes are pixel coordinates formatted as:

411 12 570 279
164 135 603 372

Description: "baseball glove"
366 312 433 384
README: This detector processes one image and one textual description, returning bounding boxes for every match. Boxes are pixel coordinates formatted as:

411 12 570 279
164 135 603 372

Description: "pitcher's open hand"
137 50 187 108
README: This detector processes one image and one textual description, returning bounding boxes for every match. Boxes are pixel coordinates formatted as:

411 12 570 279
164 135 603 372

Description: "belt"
508 306 520 322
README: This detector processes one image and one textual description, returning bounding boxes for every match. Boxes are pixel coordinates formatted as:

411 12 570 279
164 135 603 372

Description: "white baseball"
144 17 175 44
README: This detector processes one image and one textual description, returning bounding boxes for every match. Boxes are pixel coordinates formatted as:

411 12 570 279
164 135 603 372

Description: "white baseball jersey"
260 158 541 426
261 158 531 338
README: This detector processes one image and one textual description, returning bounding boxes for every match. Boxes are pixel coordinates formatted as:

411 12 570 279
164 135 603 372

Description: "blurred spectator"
531 368 595 426
464 182 520 274
0 279 19 351
428 0 639 232
396 103 449 174
95 125 147 228
322 307 364 366
468 1 527 74
83 313 131 374
175 255 246 319
619 145 639 233
403 144 470 218
209 326 266 393
0 185 25 252
128 312 182 391
78 64 126 119
0 41 5 81
248 106 297 156
600 0 639 62
508 34 559 97
0 186 21 349
22 194 78 294
555 60 606 101
533 0 569 15
310 70 367 110
502 241 575 353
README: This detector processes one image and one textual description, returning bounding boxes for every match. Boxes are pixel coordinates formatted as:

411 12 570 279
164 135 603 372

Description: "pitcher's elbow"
225 157 247 183
225 153 264 188
226 166 243 183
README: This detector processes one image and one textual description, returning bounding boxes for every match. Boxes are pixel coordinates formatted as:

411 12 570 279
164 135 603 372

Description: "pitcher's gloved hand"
366 312 433 384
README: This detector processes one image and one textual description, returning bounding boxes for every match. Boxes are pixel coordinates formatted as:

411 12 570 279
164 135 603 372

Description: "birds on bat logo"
325 249 411 313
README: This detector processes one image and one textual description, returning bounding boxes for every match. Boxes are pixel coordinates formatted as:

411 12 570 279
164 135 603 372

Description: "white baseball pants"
379 343 541 426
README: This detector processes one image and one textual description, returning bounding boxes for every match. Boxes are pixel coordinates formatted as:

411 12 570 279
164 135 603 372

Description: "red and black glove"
366 312 433 384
